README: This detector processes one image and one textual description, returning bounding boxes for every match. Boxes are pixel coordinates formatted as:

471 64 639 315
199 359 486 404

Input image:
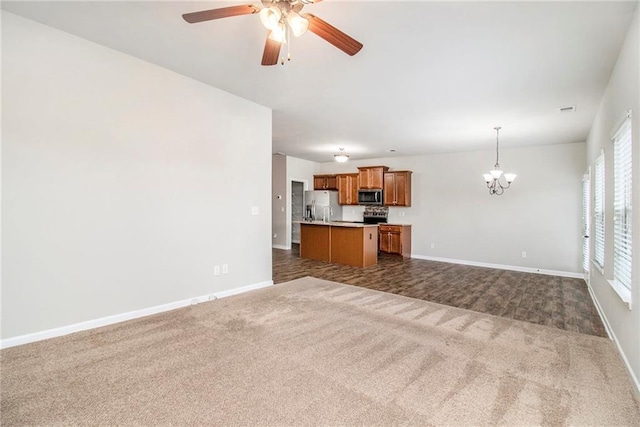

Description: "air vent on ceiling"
560 106 576 113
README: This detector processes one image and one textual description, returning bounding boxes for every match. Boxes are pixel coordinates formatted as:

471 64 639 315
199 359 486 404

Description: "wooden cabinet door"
383 171 412 206
337 174 349 205
358 169 371 189
314 175 338 190
379 225 410 256
337 173 359 205
383 173 396 205
395 173 409 206
389 231 402 254
379 231 390 253
314 176 326 190
358 167 388 189
325 175 338 191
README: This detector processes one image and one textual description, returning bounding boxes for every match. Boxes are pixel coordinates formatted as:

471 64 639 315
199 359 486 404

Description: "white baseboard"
411 254 583 279
272 244 290 250
585 282 640 395
0 280 273 350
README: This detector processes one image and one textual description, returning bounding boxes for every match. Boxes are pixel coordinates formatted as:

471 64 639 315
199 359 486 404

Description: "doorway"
291 181 304 244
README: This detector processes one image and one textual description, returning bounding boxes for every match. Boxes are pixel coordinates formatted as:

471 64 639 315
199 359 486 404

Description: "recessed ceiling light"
559 106 576 113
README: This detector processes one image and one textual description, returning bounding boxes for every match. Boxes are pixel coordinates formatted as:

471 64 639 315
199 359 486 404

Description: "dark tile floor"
273 244 607 337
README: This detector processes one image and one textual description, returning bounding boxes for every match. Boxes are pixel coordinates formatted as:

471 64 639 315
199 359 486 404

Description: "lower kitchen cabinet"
379 224 412 257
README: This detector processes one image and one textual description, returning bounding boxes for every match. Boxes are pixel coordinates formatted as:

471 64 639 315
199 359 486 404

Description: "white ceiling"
2 1 637 162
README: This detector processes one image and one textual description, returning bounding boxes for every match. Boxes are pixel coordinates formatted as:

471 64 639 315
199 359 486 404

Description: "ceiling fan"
182 0 363 66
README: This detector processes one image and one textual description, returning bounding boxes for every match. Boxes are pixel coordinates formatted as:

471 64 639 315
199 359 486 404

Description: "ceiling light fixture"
334 148 350 163
483 127 517 195
259 0 309 60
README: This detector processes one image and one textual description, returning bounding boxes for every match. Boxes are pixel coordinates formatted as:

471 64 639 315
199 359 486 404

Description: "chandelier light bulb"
483 174 493 183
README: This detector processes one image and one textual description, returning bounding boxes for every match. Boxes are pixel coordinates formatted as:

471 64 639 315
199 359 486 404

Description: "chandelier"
334 148 350 163
483 127 517 195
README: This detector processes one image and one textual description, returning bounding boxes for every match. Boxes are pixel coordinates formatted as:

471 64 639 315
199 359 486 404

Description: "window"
593 152 605 271
611 112 632 304
582 171 590 273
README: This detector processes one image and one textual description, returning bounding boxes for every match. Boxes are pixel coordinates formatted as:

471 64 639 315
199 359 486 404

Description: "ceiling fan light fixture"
334 148 350 163
259 7 281 30
269 22 287 43
287 12 309 37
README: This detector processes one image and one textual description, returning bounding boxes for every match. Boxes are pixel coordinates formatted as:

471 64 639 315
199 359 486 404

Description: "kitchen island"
299 222 379 267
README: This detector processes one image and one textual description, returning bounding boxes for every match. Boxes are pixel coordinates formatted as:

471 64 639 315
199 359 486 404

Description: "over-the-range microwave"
358 189 383 205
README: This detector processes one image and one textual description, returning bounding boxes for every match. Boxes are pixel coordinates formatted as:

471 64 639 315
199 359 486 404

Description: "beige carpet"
2 277 639 426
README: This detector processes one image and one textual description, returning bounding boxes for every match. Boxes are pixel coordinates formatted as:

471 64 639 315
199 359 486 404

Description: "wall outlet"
214 265 220 276
431 243 435 249
273 233 277 239
281 206 285 212
521 251 527 258
251 206 259 215
222 264 228 274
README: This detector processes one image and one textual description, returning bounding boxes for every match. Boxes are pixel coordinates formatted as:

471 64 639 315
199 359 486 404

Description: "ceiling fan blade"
182 5 259 24
304 14 363 56
261 32 282 66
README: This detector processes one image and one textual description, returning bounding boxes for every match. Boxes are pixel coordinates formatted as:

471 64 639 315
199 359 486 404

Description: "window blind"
594 153 605 270
582 172 590 272
613 116 632 290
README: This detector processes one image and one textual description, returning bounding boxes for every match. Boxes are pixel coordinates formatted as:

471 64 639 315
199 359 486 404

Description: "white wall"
318 142 585 275
585 4 639 390
271 154 287 249
1 12 272 340
271 155 316 249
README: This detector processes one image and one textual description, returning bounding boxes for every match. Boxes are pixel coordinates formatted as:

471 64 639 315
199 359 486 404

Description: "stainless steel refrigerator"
304 190 342 222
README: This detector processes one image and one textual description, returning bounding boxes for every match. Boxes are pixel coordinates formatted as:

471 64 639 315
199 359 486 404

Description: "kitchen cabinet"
314 174 338 190
384 171 412 207
337 173 359 205
358 166 389 189
379 224 412 257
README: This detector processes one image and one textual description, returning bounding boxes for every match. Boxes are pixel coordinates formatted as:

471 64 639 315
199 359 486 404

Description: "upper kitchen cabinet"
358 166 389 189
337 173 359 205
314 174 338 190
384 171 412 206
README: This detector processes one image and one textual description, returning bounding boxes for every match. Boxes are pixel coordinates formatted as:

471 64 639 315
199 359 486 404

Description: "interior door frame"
582 168 591 285
288 178 309 249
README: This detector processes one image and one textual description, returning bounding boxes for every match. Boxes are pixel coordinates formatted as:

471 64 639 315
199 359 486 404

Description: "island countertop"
295 220 379 228
299 222 378 267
